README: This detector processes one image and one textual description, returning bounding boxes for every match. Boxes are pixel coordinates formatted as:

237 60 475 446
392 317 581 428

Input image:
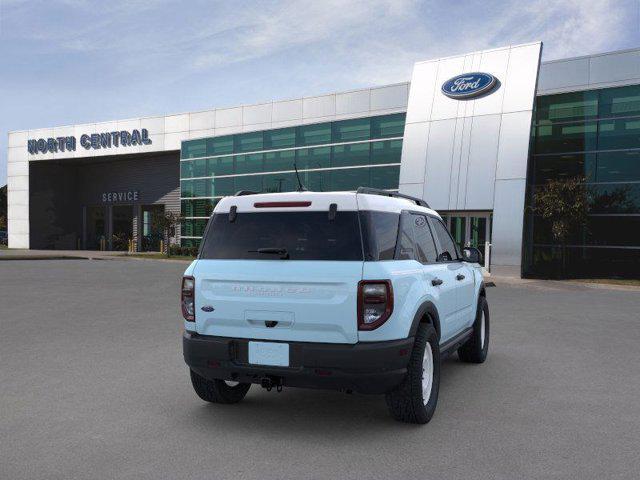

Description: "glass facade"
180 113 405 247
523 85 640 278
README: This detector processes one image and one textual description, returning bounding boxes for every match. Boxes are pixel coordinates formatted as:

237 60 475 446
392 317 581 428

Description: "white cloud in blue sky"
1 0 639 184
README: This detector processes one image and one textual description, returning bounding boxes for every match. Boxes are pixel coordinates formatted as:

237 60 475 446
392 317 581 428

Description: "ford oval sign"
441 72 497 99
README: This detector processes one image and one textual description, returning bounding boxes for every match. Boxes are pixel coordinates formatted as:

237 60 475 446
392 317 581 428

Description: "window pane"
234 174 263 193
597 119 640 150
264 150 295 172
297 123 331 146
262 172 296 193
182 199 215 217
534 121 598 154
332 143 370 167
324 168 369 191
430 217 458 261
535 91 598 124
590 183 640 214
371 113 406 139
332 118 370 142
531 154 597 184
296 147 331 170
235 153 263 175
180 160 194 179
181 238 201 248
180 180 193 198
264 128 296 149
412 214 438 263
209 177 235 197
599 84 640 118
449 216 466 252
208 156 234 176
181 139 206 159
234 132 263 153
181 219 209 237
371 139 402 164
370 166 400 189
595 151 640 182
206 136 233 156
192 179 208 197
200 212 363 261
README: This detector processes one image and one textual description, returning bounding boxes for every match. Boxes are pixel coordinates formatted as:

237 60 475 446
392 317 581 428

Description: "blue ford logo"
441 72 497 99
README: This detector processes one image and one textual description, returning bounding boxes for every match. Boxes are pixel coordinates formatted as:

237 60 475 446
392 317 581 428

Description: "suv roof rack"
356 187 430 208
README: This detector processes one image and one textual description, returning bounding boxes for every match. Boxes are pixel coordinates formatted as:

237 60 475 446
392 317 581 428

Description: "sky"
1 0 639 186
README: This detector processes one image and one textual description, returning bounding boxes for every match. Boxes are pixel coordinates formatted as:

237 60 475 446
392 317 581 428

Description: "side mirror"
462 247 483 264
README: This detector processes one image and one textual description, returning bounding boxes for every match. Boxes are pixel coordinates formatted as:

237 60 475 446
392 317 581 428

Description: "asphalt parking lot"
1 259 639 479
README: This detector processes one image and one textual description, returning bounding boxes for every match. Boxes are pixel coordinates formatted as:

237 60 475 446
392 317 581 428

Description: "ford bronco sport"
182 188 489 424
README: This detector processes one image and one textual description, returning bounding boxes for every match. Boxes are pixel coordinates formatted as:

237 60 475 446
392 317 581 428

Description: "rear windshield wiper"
248 247 290 259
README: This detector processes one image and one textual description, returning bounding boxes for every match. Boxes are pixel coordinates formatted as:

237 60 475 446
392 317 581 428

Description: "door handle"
456 274 465 281
431 278 443 286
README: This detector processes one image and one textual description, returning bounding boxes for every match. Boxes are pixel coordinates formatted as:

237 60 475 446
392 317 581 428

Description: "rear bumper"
183 331 414 394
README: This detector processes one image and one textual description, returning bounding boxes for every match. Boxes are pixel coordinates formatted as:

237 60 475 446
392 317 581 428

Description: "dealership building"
6 42 640 277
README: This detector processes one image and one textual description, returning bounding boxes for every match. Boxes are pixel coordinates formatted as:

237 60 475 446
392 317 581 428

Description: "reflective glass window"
531 154 597 184
332 143 370 167
208 156 234 176
296 123 331 146
264 150 295 172
234 175 263 193
534 121 598 154
536 91 598 124
296 147 331 170
209 177 235 197
182 139 206 159
370 166 400 190
206 136 233 156
599 84 640 118
595 151 640 182
235 153 263 175
264 128 296 149
371 139 402 164
332 118 370 142
371 113 406 138
597 119 640 150
234 132 263 153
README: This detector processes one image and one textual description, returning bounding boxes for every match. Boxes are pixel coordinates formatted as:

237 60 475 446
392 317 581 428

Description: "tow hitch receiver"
260 376 284 392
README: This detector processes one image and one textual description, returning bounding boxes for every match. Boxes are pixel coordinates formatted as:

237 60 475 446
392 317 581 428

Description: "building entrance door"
86 206 106 250
441 212 492 268
111 205 134 251
140 205 165 252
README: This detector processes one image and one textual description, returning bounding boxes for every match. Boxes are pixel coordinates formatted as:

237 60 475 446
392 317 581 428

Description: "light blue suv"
182 188 489 424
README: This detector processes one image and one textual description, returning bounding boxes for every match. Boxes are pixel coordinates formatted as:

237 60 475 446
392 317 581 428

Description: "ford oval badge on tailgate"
201 305 215 312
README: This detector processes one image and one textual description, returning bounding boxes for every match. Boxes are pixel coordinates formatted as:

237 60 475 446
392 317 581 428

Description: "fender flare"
408 301 441 341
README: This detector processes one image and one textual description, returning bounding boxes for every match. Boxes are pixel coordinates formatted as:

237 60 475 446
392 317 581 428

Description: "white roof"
214 191 440 217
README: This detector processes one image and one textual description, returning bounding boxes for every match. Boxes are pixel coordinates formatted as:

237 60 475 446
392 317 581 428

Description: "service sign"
27 129 152 155
441 72 497 99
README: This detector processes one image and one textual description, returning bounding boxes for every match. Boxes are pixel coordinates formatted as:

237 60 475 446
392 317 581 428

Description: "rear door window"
359 211 400 261
200 211 363 261
429 217 459 262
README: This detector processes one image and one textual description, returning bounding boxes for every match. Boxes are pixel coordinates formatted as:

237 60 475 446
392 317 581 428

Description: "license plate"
248 341 289 367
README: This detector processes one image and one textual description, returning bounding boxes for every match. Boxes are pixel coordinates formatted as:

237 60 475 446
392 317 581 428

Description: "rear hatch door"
193 193 363 344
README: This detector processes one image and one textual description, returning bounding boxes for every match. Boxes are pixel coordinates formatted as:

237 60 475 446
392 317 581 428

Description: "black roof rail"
356 187 430 208
234 190 259 196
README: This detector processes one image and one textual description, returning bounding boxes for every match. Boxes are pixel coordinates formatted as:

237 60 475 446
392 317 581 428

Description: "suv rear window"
200 211 363 261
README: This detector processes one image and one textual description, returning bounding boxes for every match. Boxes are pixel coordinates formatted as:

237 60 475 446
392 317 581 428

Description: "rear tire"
385 323 440 424
190 369 251 404
458 296 489 363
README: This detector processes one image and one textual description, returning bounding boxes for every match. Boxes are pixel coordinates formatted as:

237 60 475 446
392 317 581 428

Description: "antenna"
293 162 307 192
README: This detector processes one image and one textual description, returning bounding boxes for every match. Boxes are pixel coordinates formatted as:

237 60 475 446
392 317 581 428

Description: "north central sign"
441 72 497 99
27 128 152 155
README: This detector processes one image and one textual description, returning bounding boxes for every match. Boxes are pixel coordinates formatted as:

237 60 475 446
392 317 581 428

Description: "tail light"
181 276 195 321
358 280 393 330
